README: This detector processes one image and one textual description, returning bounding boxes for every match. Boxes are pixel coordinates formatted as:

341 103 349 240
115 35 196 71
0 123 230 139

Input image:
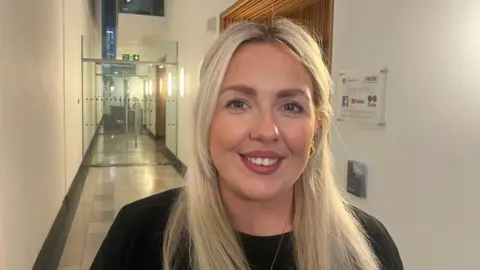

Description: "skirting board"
32 166 90 270
32 119 102 270
142 125 166 141
165 147 187 178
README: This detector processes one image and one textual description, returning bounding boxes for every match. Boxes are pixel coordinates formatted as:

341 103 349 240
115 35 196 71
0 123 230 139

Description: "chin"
234 180 286 201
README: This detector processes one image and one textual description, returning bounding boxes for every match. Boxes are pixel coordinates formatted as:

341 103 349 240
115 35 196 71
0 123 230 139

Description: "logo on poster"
368 95 378 107
351 99 365 104
342 96 349 107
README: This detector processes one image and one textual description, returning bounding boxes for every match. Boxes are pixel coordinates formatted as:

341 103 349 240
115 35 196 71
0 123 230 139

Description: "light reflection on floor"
88 134 173 165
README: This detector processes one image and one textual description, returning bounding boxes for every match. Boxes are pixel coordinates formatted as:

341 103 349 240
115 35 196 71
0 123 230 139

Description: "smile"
239 150 284 175
246 157 279 167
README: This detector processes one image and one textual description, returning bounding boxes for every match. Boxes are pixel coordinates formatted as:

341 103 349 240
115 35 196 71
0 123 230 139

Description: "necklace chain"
269 219 289 270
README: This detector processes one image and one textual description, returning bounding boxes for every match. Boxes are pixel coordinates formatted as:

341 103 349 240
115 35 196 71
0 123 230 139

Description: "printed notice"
336 69 387 126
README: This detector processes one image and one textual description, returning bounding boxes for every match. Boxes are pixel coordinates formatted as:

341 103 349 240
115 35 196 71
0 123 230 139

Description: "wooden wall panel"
220 0 334 70
286 0 334 68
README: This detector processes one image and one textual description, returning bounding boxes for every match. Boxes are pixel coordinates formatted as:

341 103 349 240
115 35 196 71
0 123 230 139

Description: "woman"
92 19 403 270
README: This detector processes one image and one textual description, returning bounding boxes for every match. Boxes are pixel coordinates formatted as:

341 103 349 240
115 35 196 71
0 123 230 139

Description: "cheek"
209 112 249 155
279 120 315 156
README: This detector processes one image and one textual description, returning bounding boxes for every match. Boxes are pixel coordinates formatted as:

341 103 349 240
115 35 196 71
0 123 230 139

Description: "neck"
220 186 294 236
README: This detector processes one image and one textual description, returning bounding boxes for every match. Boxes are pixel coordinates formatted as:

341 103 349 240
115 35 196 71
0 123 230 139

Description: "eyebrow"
220 84 310 100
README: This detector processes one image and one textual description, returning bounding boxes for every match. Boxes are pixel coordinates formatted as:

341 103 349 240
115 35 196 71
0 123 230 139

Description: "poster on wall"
336 68 388 126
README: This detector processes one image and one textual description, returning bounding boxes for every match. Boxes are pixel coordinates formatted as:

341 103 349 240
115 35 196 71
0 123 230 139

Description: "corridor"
57 165 183 270
1 0 479 269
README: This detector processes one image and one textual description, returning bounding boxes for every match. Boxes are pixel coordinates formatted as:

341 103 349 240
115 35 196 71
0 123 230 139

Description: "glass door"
82 59 178 167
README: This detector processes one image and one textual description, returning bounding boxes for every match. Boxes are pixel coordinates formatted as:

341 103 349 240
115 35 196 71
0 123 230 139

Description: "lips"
239 150 284 175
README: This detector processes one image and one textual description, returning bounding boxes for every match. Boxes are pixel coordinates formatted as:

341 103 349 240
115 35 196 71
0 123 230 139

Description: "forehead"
221 42 313 92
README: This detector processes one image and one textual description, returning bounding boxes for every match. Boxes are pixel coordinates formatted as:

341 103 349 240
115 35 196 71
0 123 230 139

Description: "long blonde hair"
163 18 380 270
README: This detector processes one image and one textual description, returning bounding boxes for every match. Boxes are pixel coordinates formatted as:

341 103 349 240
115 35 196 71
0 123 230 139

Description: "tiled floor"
57 165 184 270
88 134 175 165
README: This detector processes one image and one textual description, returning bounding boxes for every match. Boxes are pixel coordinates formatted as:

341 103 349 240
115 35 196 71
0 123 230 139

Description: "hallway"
57 165 183 270
1 0 479 269
87 133 174 166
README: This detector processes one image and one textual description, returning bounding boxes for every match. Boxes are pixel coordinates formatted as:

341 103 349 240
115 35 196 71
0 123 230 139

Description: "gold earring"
309 142 315 158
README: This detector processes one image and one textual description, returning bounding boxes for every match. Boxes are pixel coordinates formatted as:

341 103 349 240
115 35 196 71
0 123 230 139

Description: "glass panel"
164 66 177 158
81 35 178 166
120 0 165 16
81 60 178 166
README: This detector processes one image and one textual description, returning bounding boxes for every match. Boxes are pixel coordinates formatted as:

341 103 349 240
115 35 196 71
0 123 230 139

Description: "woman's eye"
225 99 250 110
282 102 304 113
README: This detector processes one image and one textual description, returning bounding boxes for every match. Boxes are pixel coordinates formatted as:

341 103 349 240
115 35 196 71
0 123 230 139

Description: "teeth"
246 157 278 166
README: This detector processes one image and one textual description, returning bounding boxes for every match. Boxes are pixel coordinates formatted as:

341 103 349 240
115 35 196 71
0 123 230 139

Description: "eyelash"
224 97 250 110
224 98 306 115
281 101 305 114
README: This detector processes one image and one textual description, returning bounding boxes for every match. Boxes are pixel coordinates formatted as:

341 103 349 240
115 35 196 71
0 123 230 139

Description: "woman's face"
210 42 317 200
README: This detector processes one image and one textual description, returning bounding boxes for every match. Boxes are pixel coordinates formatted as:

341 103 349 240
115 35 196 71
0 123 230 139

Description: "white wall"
117 13 173 62
0 0 100 269
65 0 101 189
81 0 102 157
0 0 64 268
331 1 480 269
82 63 102 154
118 13 168 47
165 0 235 163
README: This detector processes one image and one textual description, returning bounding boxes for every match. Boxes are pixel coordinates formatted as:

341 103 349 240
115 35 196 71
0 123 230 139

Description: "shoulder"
91 188 183 269
117 187 183 236
349 206 404 270
121 187 182 218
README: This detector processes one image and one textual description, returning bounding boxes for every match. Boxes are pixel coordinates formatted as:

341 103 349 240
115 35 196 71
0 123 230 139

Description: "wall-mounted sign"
122 54 140 61
336 67 388 126
347 160 367 198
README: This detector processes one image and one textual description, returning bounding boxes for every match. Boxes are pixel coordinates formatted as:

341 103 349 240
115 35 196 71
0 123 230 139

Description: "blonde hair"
163 18 380 270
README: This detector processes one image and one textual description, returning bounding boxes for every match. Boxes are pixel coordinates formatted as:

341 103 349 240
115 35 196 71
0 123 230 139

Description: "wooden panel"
220 0 334 70
221 0 317 26
286 0 334 69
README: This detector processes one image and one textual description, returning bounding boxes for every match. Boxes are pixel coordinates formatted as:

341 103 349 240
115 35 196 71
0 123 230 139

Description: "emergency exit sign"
122 54 140 61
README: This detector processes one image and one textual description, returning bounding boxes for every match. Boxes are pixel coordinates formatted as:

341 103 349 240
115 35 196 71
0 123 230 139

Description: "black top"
91 188 403 270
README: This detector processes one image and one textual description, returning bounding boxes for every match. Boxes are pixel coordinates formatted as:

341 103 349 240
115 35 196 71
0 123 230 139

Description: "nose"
249 111 280 142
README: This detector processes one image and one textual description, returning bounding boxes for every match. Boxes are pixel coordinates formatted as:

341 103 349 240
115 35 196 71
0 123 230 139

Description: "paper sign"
337 69 388 126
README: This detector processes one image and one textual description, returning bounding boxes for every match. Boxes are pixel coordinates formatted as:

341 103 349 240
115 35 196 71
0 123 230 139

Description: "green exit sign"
121 54 140 61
